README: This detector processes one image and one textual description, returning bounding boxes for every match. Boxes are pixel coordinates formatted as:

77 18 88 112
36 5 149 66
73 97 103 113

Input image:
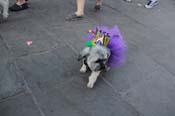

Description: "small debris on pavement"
26 41 33 46
137 3 142 7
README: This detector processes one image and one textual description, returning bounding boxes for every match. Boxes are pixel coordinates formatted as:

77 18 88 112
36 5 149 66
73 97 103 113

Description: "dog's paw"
80 67 87 73
87 82 94 88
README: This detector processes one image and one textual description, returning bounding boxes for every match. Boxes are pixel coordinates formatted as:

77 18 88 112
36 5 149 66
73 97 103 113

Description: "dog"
0 0 9 19
78 45 111 88
78 26 127 88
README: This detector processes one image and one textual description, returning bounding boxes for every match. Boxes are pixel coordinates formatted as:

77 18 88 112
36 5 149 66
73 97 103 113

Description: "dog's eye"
95 59 107 63
95 59 101 63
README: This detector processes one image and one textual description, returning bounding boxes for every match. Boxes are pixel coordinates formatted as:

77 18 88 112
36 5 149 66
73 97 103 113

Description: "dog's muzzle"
94 63 106 71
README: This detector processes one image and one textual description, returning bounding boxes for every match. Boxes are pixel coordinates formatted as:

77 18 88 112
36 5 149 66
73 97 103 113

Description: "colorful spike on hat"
86 27 110 47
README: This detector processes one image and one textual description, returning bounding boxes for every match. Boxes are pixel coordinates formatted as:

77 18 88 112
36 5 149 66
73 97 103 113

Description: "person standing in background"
145 0 158 8
66 0 102 21
9 0 29 11
124 0 159 9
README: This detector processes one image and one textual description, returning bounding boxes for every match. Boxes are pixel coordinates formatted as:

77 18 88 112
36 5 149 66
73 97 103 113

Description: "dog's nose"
95 64 106 71
100 65 106 70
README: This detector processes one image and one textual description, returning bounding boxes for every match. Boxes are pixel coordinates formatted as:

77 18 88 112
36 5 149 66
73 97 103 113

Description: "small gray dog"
78 26 127 88
0 0 9 19
78 45 110 88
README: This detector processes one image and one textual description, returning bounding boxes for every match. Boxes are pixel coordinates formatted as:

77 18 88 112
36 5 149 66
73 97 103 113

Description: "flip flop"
66 13 83 21
9 3 28 12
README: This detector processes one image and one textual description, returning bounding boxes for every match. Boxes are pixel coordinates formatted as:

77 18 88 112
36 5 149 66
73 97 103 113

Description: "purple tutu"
87 25 127 68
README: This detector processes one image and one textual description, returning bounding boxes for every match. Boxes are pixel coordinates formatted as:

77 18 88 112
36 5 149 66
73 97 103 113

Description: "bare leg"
16 0 26 5
96 0 102 5
87 71 101 88
75 0 85 16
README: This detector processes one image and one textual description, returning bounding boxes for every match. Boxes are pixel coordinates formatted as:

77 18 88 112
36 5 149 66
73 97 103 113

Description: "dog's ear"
77 47 90 61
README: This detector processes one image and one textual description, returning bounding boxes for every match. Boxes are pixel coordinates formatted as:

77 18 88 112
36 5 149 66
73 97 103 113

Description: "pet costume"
86 25 127 68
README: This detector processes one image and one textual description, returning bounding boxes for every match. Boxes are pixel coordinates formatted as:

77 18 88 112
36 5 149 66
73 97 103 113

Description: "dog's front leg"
80 60 87 73
87 71 101 88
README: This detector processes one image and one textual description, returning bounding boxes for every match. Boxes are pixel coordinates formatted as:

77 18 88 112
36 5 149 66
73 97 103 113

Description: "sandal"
66 13 83 21
9 3 28 12
145 0 158 9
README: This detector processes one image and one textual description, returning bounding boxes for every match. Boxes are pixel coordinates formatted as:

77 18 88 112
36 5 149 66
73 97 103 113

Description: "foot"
9 3 28 12
87 82 94 88
87 71 100 88
80 66 87 73
94 0 102 10
145 0 158 9
65 13 83 21
94 5 101 10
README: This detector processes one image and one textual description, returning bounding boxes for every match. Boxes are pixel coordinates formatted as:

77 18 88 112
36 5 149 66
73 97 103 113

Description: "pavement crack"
19 43 59 58
145 54 175 86
102 78 143 116
0 34 11 51
13 61 46 116
0 92 27 103
103 3 147 27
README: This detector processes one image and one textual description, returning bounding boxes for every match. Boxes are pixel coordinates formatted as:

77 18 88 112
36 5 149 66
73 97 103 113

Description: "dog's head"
78 45 110 71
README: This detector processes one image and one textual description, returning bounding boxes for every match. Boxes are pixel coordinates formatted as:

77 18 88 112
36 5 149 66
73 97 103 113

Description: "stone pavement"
0 0 175 116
